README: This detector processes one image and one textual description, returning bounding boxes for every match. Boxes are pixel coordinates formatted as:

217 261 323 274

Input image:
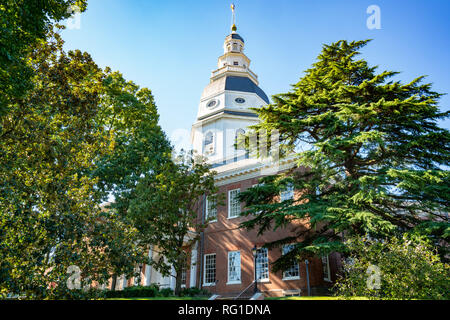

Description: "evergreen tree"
239 40 449 271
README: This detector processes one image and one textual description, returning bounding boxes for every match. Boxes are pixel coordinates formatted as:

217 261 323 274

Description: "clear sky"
61 0 450 149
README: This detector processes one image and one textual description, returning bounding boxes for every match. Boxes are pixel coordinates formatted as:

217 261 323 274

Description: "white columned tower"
191 5 269 167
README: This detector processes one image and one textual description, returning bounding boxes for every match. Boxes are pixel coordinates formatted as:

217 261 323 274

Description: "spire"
231 3 237 33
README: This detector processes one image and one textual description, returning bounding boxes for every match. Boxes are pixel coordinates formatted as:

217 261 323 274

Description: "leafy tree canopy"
0 27 168 298
0 0 87 115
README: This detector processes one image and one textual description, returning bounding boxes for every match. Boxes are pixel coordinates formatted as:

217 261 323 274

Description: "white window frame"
282 244 300 280
228 188 241 219
322 255 331 282
227 251 241 285
280 183 294 202
206 196 217 222
181 264 187 288
255 248 269 282
203 253 216 286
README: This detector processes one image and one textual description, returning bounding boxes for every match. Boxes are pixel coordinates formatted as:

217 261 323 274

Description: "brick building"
113 7 340 298
185 10 341 298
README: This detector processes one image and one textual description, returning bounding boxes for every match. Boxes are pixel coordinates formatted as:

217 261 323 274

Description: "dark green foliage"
239 40 450 272
179 287 210 297
334 236 450 300
105 285 159 299
0 0 88 115
159 288 174 297
0 28 169 298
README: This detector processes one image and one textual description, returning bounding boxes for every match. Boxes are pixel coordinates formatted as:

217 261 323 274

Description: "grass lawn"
265 296 369 300
107 296 210 300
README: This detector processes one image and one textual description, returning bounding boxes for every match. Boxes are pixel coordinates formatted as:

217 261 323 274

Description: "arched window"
235 128 246 151
203 131 215 155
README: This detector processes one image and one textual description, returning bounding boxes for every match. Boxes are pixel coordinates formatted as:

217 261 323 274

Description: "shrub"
179 287 210 297
105 285 159 299
334 236 450 300
158 288 173 297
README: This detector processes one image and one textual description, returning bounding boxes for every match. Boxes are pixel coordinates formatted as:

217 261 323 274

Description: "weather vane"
231 3 237 32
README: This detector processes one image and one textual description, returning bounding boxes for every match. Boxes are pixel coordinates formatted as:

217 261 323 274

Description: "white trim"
257 279 270 283
202 282 216 287
226 281 242 285
282 276 300 281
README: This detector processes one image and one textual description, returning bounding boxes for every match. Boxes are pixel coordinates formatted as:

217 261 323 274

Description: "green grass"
265 296 369 300
106 296 210 300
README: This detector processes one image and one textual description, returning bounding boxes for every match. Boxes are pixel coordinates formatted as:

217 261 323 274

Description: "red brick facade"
186 175 341 297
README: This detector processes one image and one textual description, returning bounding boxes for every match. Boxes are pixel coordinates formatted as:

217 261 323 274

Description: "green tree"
93 69 172 290
334 236 450 300
0 0 87 115
239 40 450 272
0 28 168 298
128 151 220 296
0 29 110 299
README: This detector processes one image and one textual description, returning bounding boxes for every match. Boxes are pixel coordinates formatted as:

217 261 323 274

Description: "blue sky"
61 0 450 148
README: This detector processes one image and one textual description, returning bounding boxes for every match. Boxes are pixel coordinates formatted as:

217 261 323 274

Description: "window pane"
256 248 269 281
280 183 294 202
204 254 216 284
282 245 299 279
228 189 241 218
206 196 217 220
228 251 241 282
322 255 330 280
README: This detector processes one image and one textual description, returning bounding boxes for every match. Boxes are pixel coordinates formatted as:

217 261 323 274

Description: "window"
233 61 239 66
280 183 294 202
204 254 216 285
203 131 215 155
206 196 217 221
228 188 241 218
206 99 217 108
322 255 331 281
227 251 241 284
235 128 246 151
256 248 269 281
234 97 245 104
282 245 300 280
181 259 187 287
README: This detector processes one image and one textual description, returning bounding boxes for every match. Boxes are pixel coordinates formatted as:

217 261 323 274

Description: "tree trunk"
175 271 182 296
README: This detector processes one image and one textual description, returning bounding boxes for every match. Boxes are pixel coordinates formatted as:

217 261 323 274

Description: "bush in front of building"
158 287 174 297
105 284 159 298
104 285 211 299
179 287 210 297
334 236 450 300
